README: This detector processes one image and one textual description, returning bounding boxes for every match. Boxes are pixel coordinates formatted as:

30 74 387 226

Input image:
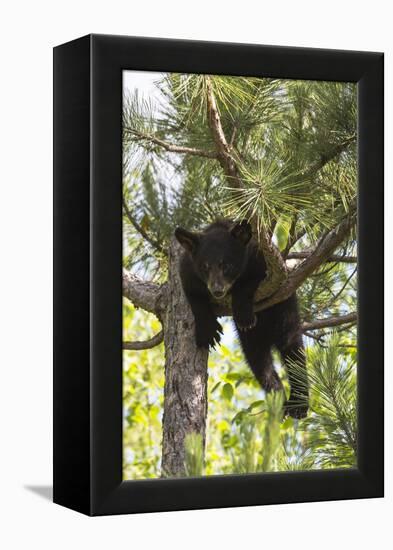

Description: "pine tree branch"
205 76 244 187
123 198 164 253
214 205 356 316
229 125 238 147
282 216 299 258
287 251 357 263
123 330 164 350
122 269 166 316
283 206 356 295
304 135 356 177
123 127 217 159
282 226 308 257
323 267 357 311
302 312 357 332
281 136 356 258
205 76 287 295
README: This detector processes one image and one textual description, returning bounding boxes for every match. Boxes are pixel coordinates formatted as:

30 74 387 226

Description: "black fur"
175 220 309 419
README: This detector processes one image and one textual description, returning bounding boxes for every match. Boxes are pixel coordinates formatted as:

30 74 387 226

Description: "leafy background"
123 305 356 479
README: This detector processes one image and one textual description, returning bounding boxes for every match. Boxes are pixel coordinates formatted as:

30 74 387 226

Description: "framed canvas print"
53 34 384 516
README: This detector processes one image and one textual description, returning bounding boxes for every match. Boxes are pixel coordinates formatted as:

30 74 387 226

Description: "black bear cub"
175 219 309 419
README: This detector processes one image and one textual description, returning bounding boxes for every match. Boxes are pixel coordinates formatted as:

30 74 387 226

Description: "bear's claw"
284 400 308 419
235 313 257 331
195 319 223 349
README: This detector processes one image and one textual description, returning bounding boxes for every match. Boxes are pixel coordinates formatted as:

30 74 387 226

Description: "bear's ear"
230 221 252 245
175 227 200 253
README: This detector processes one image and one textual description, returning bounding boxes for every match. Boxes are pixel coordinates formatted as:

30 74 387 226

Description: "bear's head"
175 221 252 299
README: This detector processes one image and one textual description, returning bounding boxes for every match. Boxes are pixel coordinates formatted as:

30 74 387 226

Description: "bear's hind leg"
235 320 282 393
278 336 309 419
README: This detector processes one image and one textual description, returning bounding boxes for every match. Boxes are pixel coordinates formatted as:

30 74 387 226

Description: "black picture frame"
53 34 384 516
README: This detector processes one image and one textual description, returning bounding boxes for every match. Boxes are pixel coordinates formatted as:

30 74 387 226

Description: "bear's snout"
210 288 227 299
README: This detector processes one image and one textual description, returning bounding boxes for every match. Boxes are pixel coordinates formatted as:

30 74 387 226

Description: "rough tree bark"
161 240 209 477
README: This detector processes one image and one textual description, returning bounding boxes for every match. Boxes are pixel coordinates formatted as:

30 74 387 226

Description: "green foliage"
260 391 285 471
184 433 204 477
123 303 164 479
229 391 284 474
222 156 313 233
231 418 259 474
295 333 357 468
123 75 357 255
123 314 357 478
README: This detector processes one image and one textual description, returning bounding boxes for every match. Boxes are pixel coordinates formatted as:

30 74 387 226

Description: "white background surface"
0 1 390 548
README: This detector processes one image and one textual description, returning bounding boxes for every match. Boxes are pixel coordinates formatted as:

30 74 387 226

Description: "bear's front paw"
195 319 223 350
234 311 257 332
284 399 308 420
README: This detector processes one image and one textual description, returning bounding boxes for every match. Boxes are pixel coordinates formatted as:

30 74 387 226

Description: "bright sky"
122 69 181 181
123 70 165 107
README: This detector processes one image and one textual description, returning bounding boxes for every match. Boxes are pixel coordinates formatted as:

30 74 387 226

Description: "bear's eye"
202 262 210 272
223 263 232 274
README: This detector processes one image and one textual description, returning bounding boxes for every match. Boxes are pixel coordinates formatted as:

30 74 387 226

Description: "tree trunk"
161 240 209 477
